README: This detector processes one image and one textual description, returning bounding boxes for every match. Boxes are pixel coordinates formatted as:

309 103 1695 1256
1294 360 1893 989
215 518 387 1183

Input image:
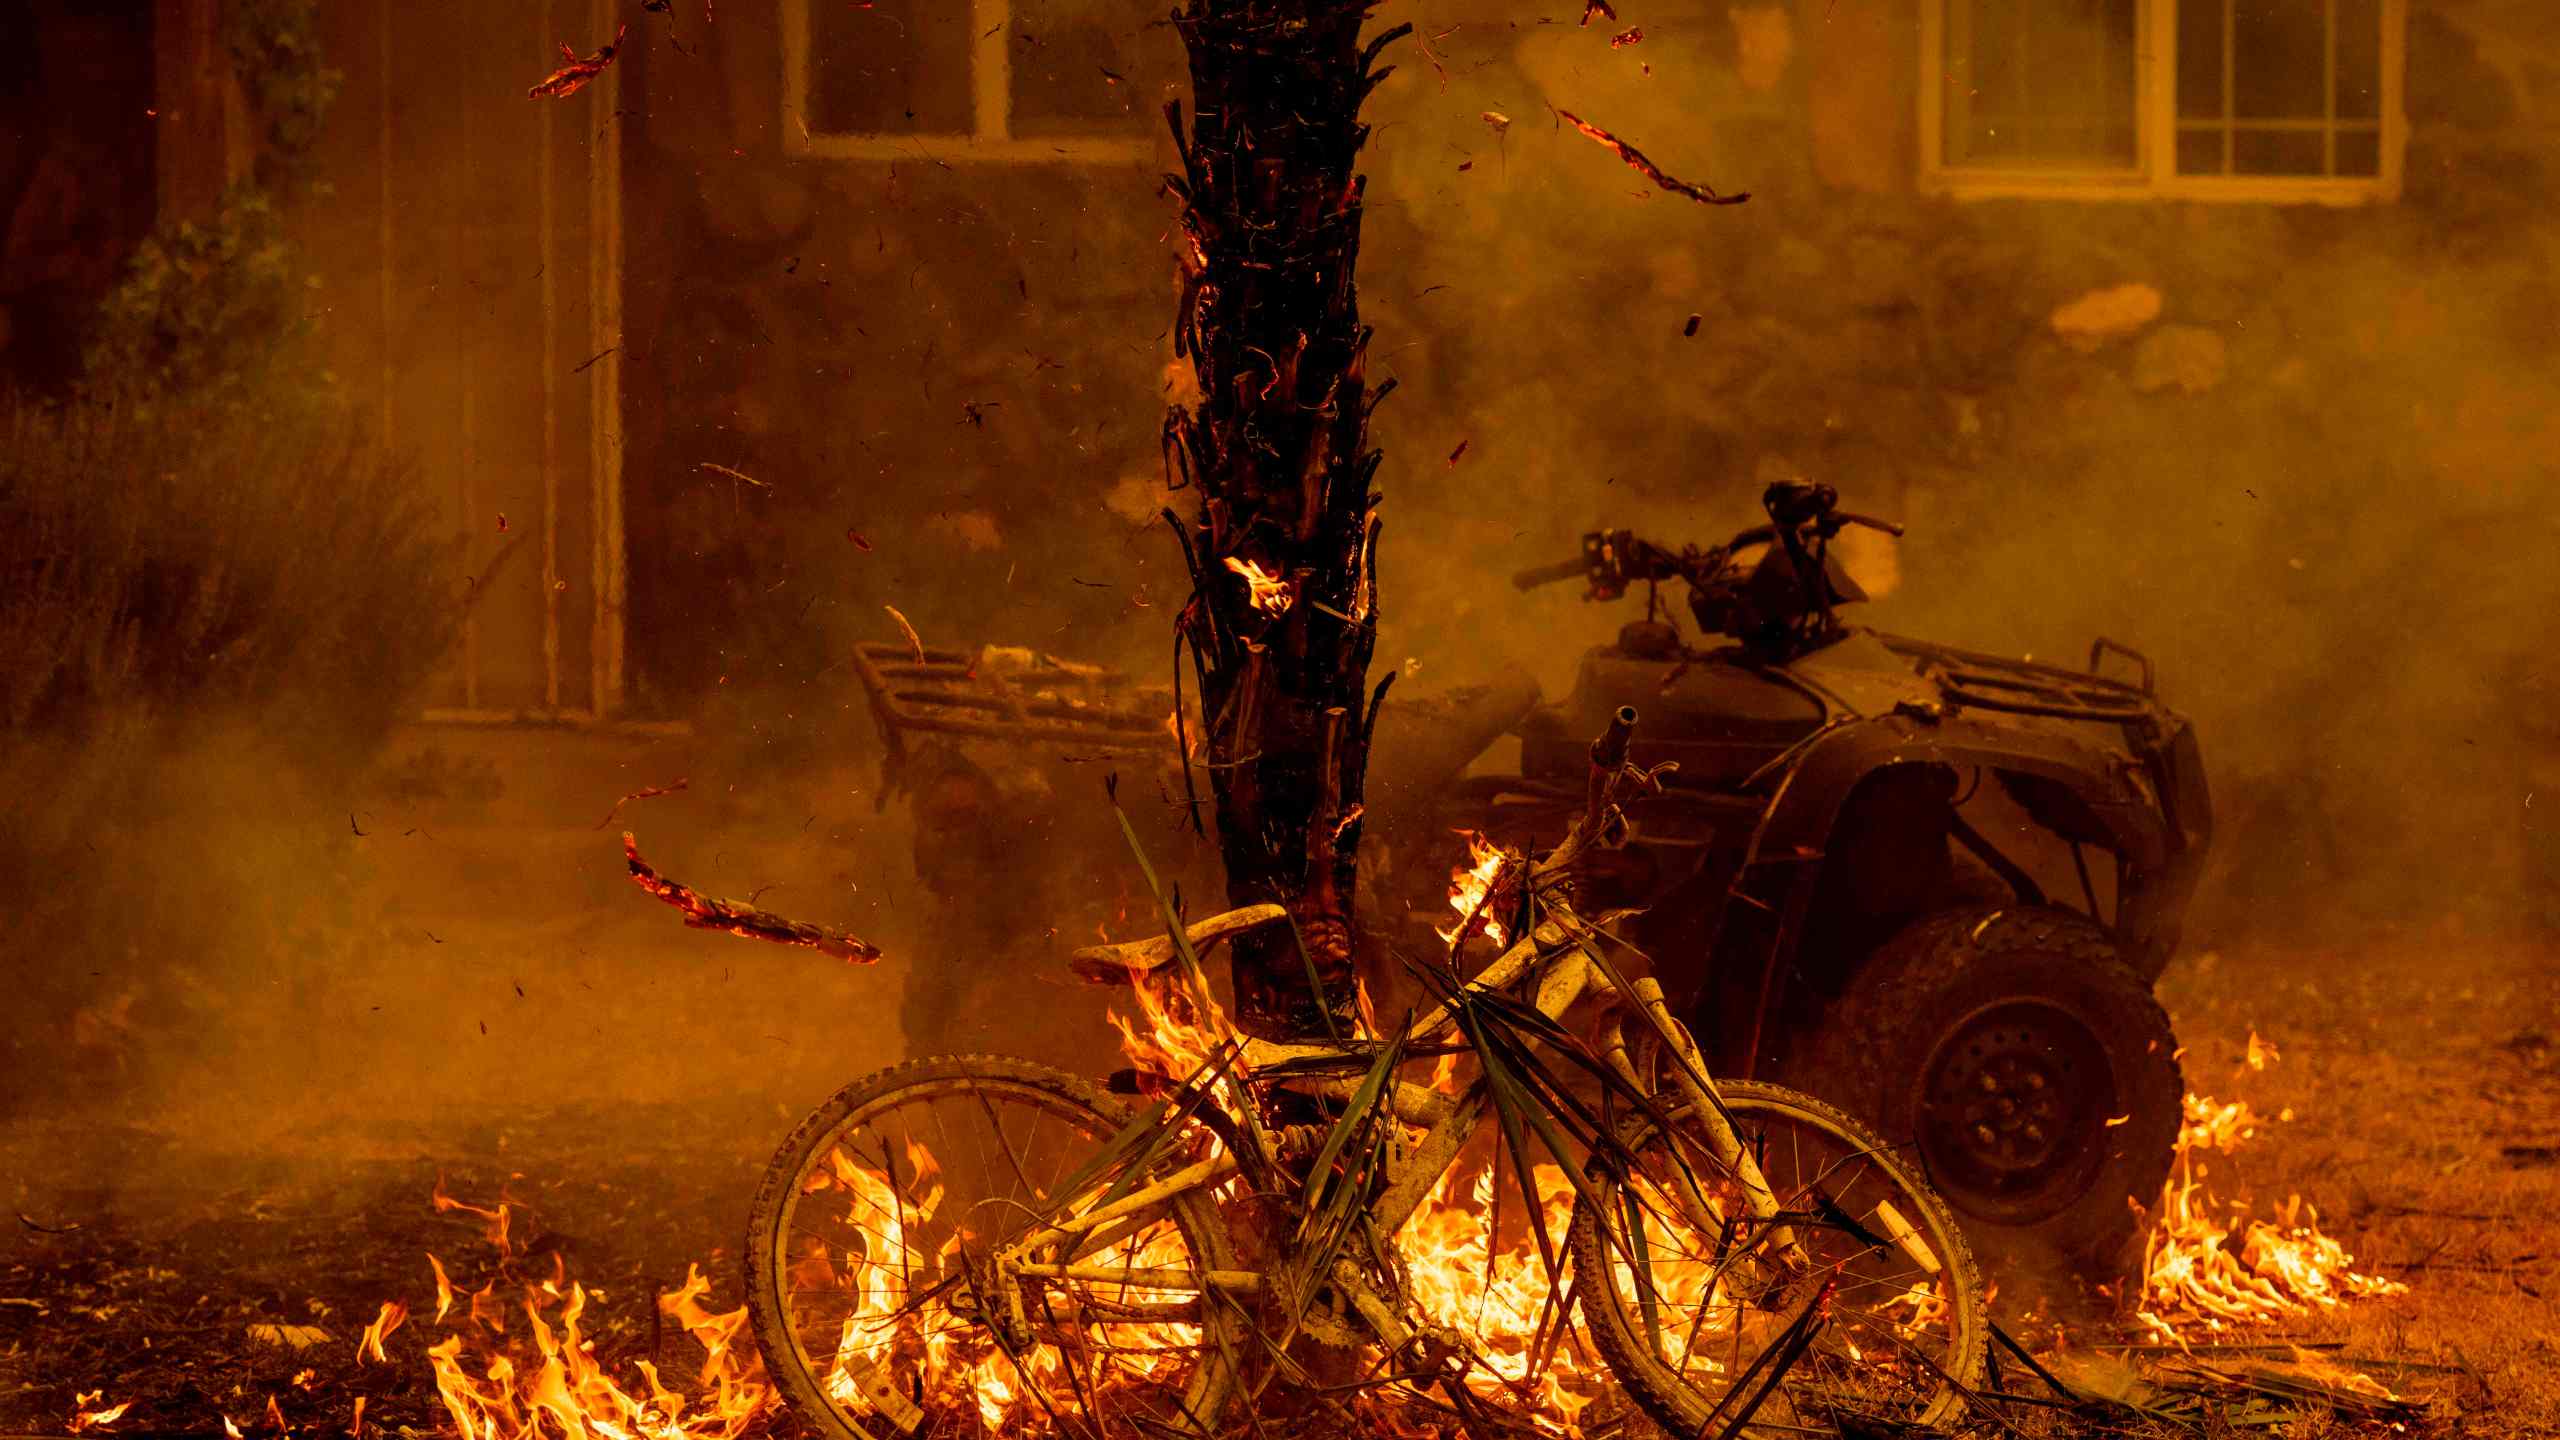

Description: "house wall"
601 1 2557 927
0 0 163 387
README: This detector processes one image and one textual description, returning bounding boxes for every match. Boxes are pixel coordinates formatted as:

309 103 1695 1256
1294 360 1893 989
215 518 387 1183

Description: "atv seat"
1067 904 1290 984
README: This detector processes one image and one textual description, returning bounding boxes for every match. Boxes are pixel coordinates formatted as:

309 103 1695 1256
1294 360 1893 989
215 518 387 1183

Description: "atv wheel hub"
1917 999 2113 1226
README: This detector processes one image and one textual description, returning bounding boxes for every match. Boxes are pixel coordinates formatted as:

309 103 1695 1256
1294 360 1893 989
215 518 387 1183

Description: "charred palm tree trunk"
1163 1 1408 1041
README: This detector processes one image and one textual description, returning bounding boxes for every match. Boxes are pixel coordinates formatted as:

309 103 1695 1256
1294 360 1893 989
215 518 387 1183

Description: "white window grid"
780 0 1156 164
1918 0 2408 204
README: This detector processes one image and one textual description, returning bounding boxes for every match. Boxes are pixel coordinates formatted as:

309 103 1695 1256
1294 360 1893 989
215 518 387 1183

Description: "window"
1919 0 2406 203
781 0 1172 163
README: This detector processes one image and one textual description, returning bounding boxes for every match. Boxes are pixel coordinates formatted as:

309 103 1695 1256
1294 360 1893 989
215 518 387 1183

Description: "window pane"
2177 127 2227 175
2233 127 2324 174
2336 0 2383 120
2232 1 2327 120
2176 0 2225 119
806 0 975 136
2334 126 2381 175
1944 0 2138 168
1009 0 1175 137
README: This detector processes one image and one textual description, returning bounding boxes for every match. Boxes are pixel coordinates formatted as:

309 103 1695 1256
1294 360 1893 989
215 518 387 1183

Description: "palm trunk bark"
1163 1 1408 1040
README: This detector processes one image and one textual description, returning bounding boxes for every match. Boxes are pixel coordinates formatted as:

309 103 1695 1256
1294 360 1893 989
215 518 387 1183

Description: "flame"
2134 1050 2407 1345
357 1300 408 1365
1107 961 1238 1091
806 1138 1205 1435
1394 1163 1604 1423
1222 556 1295 616
412 1183 770 1440
1437 831 1514 948
434 1175 513 1255
68 1393 131 1433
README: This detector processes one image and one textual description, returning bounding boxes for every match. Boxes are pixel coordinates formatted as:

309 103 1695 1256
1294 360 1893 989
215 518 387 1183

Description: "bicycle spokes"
776 1085 1222 1439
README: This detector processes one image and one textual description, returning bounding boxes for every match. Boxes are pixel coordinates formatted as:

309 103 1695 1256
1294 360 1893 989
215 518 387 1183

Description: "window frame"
1917 0 2408 205
780 0 1156 165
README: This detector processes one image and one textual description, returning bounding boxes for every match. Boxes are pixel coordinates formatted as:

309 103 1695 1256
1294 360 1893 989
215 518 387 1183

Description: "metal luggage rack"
849 642 1173 757
1881 635 2159 724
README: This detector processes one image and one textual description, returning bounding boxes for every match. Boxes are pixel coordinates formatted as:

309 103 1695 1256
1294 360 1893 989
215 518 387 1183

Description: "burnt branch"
623 832 883 963
1553 108 1751 206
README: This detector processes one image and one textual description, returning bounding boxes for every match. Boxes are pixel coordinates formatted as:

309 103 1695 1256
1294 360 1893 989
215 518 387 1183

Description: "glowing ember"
1437 830 1514 948
2134 1052 2407 1343
408 1183 770 1440
1222 555 1295 616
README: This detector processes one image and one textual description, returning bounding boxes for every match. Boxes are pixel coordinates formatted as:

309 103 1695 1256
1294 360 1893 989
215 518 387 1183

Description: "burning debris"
623 832 883 962
1552 109 1750 206
593 777 689 831
526 25 627 100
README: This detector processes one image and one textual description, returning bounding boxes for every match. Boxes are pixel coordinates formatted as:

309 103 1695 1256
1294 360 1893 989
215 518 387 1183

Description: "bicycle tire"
1569 1079 1988 1435
746 1054 1243 1440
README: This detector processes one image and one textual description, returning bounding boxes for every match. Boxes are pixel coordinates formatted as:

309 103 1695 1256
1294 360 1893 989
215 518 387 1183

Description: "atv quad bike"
853 482 2209 1289
1390 479 2211 1288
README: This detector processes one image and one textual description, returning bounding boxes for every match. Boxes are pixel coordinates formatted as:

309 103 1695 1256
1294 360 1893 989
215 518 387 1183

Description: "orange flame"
412 1185 769 1440
68 1393 131 1433
2133 1050 2407 1345
357 1300 408 1365
1222 556 1295 616
433 1176 512 1255
1437 831 1513 948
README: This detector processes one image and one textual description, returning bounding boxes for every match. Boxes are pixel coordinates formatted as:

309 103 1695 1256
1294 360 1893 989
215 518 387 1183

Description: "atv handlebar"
1512 557 1590 592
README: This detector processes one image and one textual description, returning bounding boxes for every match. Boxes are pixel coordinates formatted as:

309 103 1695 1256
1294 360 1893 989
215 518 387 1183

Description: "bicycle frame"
989 893 1793 1357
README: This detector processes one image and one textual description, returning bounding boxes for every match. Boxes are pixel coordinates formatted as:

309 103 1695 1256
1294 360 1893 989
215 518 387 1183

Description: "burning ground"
4 921 2552 1438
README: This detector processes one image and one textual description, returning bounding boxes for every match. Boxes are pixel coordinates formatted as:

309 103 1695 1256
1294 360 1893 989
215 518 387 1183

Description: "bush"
0 391 456 754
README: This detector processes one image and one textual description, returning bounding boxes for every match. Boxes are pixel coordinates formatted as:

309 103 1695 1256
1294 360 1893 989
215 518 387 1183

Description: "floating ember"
2133 1041 2407 1343
526 25 627 100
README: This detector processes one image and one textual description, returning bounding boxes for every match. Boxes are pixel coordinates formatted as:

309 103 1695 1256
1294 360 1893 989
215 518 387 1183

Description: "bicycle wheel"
746 1055 1243 1440
1570 1079 1987 1435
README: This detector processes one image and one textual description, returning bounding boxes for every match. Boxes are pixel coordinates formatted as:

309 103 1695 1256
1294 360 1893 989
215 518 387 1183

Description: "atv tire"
1780 905 2182 1293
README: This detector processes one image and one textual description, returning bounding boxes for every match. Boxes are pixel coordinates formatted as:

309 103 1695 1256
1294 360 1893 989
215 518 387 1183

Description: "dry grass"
2126 928 2560 1436
0 390 453 748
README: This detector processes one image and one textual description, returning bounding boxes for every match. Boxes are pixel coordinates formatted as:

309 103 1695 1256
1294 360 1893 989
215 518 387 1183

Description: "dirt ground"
3 921 2553 1437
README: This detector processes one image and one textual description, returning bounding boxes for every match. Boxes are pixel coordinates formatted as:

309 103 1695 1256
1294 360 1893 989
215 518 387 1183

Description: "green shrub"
83 186 330 409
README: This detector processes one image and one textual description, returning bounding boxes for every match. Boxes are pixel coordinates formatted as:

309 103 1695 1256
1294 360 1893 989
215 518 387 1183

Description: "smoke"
9 0 2555 1192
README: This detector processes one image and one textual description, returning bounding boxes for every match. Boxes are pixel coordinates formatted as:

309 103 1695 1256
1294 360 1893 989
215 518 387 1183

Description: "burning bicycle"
737 709 1990 1439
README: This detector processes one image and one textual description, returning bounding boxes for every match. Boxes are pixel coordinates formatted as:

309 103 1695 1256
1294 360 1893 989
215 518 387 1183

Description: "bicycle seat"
1067 903 1289 984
